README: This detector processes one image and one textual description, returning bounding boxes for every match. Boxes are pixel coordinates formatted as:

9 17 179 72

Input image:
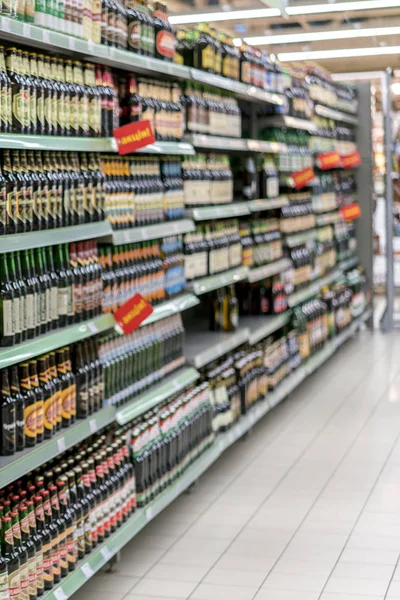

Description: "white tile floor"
72 328 400 600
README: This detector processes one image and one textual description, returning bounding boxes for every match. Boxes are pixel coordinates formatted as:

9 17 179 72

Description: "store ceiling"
168 0 400 74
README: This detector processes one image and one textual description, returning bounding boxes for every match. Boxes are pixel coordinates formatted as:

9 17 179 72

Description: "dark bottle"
0 162 8 237
0 250 14 347
10 365 25 453
153 2 175 62
54 245 69 330
62 245 74 326
65 471 80 568
33 496 52 592
11 510 29 600
81 463 95 552
56 349 70 429
0 369 16 456
41 490 60 586
38 357 54 440
2 516 20 600
72 467 87 560
14 251 27 343
8 253 23 346
46 248 59 332
26 500 43 598
64 349 76 425
6 48 27 134
56 478 76 573
28 250 41 339
74 343 89 419
19 363 36 449
20 251 35 341
3 150 19 235
0 517 10 600
48 353 62 433
49 485 67 579
28 361 44 445
18 505 37 600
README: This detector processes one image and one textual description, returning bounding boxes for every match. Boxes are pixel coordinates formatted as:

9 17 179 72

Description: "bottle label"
8 569 20 599
27 555 37 597
0 571 9 600
50 286 58 321
24 402 37 438
13 296 21 334
35 399 44 435
35 548 43 592
25 293 34 331
57 287 68 316
42 544 53 585
19 563 29 600
43 396 54 432
69 384 76 416
2 298 13 337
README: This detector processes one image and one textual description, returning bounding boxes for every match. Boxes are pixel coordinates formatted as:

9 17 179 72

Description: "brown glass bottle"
2 516 20 600
28 361 44 445
19 363 36 448
0 369 16 456
38 357 53 440
11 510 29 600
26 500 43 598
10 365 25 453
33 496 52 591
19 505 37 600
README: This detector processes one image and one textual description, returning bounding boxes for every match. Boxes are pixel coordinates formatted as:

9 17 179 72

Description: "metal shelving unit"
285 229 317 248
245 313 292 346
249 197 289 212
110 219 195 245
287 282 321 308
248 258 291 283
189 266 249 296
314 104 359 126
262 115 317 132
0 222 113 252
143 294 200 326
42 307 371 600
183 134 286 154
185 203 250 221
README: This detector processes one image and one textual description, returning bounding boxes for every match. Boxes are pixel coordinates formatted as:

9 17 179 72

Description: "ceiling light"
286 0 400 16
169 7 281 25
239 25 400 46
278 45 400 61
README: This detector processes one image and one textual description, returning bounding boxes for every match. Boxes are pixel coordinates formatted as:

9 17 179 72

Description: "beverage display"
184 221 242 282
0 341 105 456
240 217 283 268
182 155 233 207
99 314 185 407
236 276 287 316
280 202 316 235
208 285 239 332
181 85 241 137
0 243 102 347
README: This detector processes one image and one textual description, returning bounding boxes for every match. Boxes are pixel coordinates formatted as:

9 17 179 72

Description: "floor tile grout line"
184 334 398 600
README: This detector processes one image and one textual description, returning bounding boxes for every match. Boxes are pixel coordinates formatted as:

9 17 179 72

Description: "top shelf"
0 16 284 108
314 104 359 126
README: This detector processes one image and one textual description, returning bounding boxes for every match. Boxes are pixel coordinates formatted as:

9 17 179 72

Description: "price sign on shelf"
113 294 154 335
289 167 315 190
341 151 362 170
340 203 362 221
113 120 155 155
317 151 341 171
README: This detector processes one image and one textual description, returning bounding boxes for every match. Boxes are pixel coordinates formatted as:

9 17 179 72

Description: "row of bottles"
258 328 301 392
293 298 329 359
0 431 135 597
236 276 287 316
182 84 241 138
0 50 117 137
184 221 242 282
280 203 316 235
240 218 283 268
231 156 279 202
128 382 214 506
182 155 233 208
0 339 103 456
99 314 185 407
208 285 238 333
0 242 102 347
100 238 185 311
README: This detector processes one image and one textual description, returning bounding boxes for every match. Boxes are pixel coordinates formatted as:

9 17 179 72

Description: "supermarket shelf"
287 282 320 308
185 203 250 221
340 256 360 271
319 267 342 288
185 326 250 369
0 405 116 489
249 197 289 212
109 219 195 244
314 104 359 126
143 294 200 326
0 314 116 370
285 229 317 248
183 134 285 154
189 266 249 296
0 221 113 253
263 115 317 132
42 308 370 600
316 212 340 227
248 258 291 283
0 133 195 155
245 312 293 346
190 68 285 107
116 367 200 426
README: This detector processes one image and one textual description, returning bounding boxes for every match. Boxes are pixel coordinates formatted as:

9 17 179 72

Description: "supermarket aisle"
74 329 400 600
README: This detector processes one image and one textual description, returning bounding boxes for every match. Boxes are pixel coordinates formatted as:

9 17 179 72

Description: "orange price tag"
289 167 315 190
113 294 154 335
340 203 362 221
317 151 341 170
113 120 156 155
341 151 362 170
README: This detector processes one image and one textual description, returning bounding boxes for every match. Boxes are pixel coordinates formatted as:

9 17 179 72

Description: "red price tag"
340 203 362 221
341 151 361 170
113 294 154 335
113 120 156 155
317 151 341 170
289 167 315 190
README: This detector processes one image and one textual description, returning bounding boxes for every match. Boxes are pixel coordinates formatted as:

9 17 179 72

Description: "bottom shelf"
46 308 372 600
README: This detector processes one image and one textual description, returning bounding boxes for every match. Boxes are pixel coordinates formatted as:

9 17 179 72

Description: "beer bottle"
48 485 66 580
27 55 38 136
15 251 27 343
44 56 57 136
18 505 36 600
71 468 86 560
0 516 9 600
0 369 16 456
41 488 60 585
26 152 41 232
81 463 95 552
21 52 33 135
0 162 7 237
3 150 19 235
0 249 14 347
0 46 11 134
2 516 19 600
36 56 52 136
69 243 82 323
33 496 52 591
73 62 89 137
64 348 76 424
11 151 27 235
27 250 40 339
32 154 48 231
31 55 45 137
34 249 49 335
56 478 75 573
41 249 53 333
38 357 53 440
10 365 25 453
11 510 29 600
26 501 43 598
48 353 62 432
50 58 64 137
62 245 74 325
19 363 36 448
8 253 22 346
28 362 44 445
19 152 34 233
74 343 89 418
45 248 59 332
6 48 25 134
